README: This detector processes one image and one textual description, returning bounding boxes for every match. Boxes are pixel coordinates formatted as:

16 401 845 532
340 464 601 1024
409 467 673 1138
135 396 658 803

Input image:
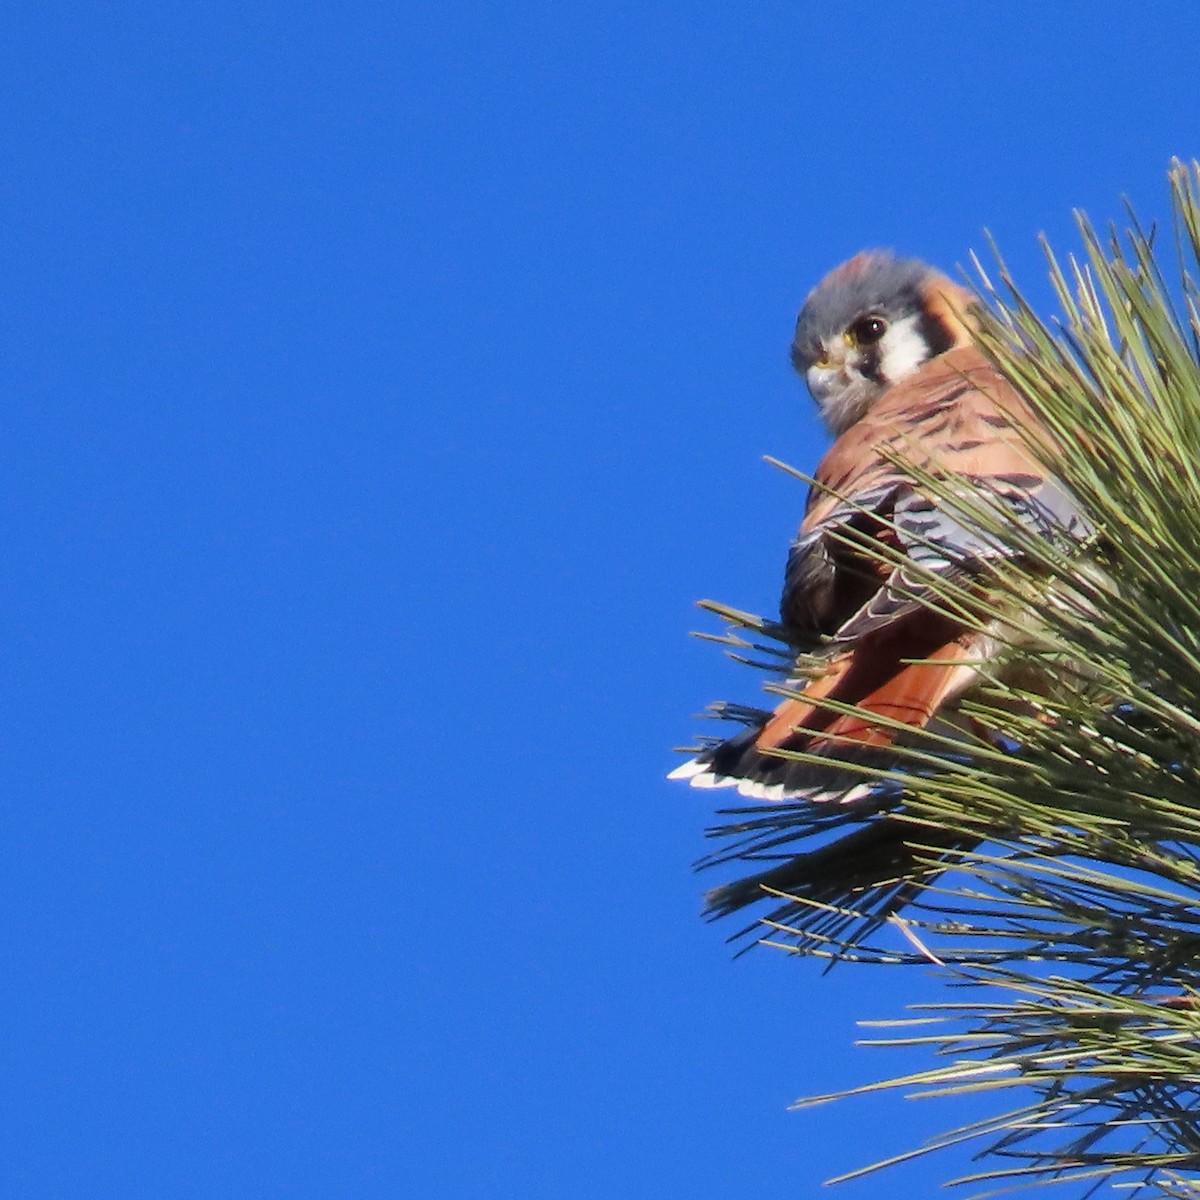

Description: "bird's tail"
670 630 981 801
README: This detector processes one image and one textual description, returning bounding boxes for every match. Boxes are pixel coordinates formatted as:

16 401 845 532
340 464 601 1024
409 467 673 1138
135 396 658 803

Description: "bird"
670 251 1088 941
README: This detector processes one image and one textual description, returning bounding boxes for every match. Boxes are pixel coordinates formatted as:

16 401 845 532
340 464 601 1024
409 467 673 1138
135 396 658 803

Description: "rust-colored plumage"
767 347 1061 763
671 254 1086 933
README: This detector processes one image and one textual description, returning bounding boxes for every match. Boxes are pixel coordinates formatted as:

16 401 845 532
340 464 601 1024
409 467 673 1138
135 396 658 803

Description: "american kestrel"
671 251 1086 929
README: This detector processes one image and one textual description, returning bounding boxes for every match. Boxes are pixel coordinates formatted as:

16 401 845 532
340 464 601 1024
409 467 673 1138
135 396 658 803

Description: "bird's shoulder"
802 346 1048 531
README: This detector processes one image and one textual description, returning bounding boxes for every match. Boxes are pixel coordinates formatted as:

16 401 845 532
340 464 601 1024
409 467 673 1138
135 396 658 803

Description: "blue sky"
2 3 1198 1197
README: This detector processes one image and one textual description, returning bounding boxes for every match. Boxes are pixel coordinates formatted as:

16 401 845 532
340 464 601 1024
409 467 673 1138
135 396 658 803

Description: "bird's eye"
846 315 888 347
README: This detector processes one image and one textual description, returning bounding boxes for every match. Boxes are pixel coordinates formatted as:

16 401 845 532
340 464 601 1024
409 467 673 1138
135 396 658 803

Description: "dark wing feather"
780 346 1087 646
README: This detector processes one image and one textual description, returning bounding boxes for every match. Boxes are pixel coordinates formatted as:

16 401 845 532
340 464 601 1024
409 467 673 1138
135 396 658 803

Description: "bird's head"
791 251 977 435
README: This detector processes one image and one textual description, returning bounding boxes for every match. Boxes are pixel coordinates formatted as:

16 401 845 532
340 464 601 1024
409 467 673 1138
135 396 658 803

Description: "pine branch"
686 161 1200 1194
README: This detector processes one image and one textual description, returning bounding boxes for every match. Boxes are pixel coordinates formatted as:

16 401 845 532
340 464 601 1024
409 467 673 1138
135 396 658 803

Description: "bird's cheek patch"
878 314 930 385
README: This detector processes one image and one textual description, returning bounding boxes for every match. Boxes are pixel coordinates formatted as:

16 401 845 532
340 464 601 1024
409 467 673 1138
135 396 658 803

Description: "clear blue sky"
1 3 1197 1196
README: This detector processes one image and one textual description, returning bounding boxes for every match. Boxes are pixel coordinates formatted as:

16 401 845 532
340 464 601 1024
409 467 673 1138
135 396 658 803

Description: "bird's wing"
781 345 1086 643
673 346 1089 802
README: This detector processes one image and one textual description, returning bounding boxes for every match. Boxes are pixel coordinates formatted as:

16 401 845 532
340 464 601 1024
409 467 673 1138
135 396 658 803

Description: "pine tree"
687 161 1200 1196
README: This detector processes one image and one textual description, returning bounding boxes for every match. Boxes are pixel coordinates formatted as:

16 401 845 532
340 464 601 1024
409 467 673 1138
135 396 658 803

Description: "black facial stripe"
917 309 956 358
858 342 884 383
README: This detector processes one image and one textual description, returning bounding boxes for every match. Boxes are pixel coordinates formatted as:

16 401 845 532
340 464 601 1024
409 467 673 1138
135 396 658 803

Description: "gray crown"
791 252 937 371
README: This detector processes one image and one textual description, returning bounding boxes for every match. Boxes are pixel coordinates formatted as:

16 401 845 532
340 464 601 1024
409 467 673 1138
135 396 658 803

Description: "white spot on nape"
878 313 930 385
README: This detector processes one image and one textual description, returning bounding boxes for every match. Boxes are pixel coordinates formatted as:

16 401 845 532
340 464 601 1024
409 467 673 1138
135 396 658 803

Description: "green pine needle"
686 160 1200 1195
